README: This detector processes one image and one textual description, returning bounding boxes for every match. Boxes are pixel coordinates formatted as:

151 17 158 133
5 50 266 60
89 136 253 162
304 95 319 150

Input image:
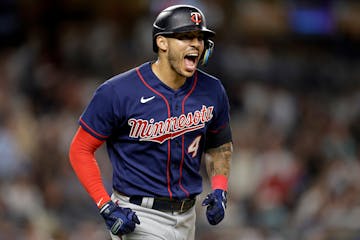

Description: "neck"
151 59 186 90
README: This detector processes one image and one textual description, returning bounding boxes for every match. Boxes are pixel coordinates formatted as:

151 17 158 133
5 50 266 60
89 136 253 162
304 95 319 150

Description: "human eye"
178 33 193 40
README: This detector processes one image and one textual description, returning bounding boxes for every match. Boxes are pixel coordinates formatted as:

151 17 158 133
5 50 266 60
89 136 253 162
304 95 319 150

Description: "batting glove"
202 189 227 225
99 201 140 236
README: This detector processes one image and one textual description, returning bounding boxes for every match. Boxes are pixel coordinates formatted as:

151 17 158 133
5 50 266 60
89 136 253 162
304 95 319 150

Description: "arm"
68 126 111 208
69 126 140 235
205 141 233 177
202 141 233 225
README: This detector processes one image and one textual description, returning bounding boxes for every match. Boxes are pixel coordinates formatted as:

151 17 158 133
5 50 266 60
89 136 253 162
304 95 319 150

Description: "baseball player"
69 4 232 240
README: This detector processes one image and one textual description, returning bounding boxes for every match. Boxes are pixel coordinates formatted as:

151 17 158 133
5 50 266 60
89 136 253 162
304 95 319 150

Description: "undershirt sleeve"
69 126 111 208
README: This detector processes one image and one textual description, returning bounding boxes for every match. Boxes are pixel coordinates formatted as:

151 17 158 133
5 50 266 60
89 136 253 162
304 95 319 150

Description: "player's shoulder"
106 66 139 86
196 69 224 90
196 68 219 81
98 62 149 90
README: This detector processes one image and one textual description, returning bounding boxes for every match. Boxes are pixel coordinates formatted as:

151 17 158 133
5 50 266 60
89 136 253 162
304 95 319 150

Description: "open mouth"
184 53 199 71
185 53 198 62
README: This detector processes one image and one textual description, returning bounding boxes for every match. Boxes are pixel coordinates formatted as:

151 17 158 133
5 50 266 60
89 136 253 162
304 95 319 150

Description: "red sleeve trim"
69 126 111 208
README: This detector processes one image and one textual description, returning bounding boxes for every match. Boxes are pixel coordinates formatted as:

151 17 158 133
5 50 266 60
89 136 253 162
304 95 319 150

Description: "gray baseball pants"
109 192 196 240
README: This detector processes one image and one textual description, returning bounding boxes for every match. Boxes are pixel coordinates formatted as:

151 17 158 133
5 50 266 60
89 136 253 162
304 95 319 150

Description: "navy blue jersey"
79 62 231 199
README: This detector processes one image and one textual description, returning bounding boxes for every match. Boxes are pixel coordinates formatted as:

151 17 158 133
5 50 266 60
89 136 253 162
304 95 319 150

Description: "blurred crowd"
0 0 359 240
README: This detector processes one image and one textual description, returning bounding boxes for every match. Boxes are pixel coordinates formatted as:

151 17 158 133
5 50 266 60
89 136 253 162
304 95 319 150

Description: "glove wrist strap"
211 175 228 191
99 200 113 214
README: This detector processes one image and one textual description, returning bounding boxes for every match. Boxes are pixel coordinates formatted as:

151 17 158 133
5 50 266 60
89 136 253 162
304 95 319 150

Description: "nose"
190 37 202 48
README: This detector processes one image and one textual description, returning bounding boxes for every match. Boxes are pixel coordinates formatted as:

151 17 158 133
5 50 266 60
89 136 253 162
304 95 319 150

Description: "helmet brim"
153 26 215 52
154 25 215 38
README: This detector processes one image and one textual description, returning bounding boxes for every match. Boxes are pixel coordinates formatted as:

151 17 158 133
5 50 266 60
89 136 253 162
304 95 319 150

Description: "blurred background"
0 0 359 239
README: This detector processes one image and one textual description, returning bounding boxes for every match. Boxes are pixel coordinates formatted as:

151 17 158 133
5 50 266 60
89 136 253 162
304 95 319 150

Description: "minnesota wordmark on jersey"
128 105 214 143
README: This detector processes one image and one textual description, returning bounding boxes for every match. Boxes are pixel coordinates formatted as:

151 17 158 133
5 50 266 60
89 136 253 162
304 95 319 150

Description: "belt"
129 196 196 213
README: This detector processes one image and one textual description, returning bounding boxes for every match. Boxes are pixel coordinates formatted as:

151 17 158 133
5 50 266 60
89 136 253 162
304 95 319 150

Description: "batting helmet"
152 5 215 64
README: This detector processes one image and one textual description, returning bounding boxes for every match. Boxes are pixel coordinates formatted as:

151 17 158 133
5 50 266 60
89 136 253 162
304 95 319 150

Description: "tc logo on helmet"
191 12 202 25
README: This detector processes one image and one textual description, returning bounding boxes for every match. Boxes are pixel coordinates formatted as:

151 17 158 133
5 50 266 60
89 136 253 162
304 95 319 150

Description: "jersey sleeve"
79 81 120 140
205 83 232 149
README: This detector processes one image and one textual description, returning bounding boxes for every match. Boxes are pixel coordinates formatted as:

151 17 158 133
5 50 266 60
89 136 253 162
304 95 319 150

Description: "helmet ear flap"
201 39 214 65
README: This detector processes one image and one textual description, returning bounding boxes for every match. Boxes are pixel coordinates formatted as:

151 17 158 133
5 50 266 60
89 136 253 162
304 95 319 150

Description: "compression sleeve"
69 126 111 208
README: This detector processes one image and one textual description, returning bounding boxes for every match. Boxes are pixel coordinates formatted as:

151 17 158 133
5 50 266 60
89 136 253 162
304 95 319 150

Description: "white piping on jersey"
128 105 214 144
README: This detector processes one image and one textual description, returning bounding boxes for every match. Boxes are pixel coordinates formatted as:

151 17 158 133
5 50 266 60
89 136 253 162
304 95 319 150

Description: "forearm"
205 142 233 178
69 126 111 208
202 142 232 225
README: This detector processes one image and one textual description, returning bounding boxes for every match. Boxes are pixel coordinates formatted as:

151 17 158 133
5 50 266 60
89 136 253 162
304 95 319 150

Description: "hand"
99 201 140 236
202 189 227 225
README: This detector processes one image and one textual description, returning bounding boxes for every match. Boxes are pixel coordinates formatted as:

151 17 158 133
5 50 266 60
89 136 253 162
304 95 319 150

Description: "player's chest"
124 92 215 143
125 91 215 120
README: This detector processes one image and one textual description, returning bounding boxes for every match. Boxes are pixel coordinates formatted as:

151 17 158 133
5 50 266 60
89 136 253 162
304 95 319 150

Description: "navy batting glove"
202 189 227 225
99 201 140 236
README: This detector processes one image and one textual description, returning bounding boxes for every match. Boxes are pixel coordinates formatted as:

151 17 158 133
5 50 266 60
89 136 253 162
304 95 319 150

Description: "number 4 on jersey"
188 136 202 157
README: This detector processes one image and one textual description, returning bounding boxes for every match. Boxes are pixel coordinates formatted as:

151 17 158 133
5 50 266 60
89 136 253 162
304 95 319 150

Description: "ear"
156 35 168 52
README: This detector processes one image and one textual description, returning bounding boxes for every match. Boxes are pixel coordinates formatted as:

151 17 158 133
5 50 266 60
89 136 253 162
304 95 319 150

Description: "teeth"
187 53 198 57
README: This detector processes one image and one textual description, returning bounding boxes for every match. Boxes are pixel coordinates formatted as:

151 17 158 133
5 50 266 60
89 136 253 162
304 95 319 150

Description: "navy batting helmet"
152 4 215 57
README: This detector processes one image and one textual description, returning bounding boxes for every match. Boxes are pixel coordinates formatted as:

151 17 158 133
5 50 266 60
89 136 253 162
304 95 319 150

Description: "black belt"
129 196 196 213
